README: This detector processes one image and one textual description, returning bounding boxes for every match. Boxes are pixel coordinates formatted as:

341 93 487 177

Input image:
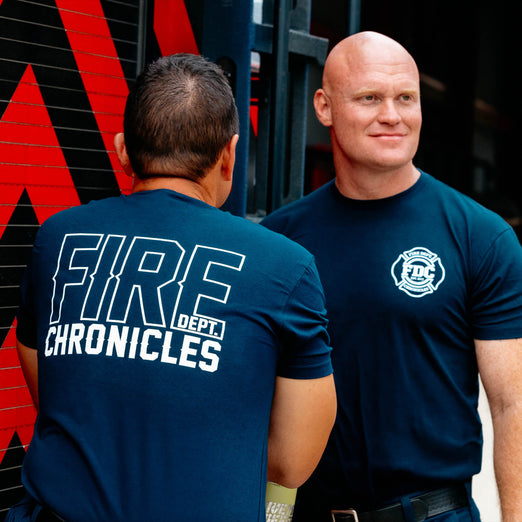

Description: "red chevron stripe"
0 64 80 234
55 0 132 193
154 0 199 55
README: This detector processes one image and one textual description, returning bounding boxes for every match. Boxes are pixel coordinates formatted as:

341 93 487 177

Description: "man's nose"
377 99 401 124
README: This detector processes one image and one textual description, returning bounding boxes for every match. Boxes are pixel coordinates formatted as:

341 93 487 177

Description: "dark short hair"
123 53 239 180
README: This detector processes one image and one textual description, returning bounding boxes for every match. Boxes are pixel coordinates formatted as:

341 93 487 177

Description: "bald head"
323 32 419 93
313 31 422 197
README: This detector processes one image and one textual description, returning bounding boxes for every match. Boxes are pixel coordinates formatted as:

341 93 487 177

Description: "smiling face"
314 32 422 177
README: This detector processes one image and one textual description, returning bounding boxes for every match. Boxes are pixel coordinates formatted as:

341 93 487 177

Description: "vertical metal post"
136 0 147 74
348 0 361 35
269 0 291 212
200 0 253 217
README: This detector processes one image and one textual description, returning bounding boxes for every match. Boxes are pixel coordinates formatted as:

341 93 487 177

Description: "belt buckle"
331 508 359 521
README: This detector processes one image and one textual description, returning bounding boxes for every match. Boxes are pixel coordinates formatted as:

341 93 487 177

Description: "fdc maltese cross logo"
391 247 445 298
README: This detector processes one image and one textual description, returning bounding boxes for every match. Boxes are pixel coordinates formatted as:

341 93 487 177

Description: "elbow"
267 464 315 490
267 432 335 490
271 477 304 490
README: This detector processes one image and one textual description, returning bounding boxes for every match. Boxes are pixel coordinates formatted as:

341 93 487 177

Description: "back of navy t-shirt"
17 189 332 521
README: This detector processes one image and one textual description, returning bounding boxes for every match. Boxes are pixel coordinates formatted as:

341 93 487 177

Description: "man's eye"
401 94 412 102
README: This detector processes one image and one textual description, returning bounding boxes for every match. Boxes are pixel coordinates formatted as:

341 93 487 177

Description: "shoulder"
35 197 124 245
418 173 521 267
262 181 334 232
213 213 323 302
422 172 510 231
225 211 315 262
42 196 121 224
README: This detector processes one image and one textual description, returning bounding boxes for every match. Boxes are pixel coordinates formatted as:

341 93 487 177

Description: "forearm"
491 401 522 521
476 338 522 521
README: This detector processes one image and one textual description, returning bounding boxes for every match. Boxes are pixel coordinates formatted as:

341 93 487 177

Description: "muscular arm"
476 338 522 521
16 339 39 411
267 374 336 489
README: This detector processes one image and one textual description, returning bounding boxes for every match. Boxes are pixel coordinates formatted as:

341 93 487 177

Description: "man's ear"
221 134 239 181
313 89 333 127
113 133 134 177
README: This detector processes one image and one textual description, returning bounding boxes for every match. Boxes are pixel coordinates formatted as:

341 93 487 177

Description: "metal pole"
269 0 291 211
348 0 361 35
136 0 147 75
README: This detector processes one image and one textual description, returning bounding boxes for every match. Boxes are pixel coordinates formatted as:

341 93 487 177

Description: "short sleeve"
276 259 333 379
472 227 522 340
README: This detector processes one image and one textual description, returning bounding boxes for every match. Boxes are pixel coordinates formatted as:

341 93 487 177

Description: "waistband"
331 483 469 522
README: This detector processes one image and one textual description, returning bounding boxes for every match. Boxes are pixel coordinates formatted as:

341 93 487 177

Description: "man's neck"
334 163 420 200
131 176 215 205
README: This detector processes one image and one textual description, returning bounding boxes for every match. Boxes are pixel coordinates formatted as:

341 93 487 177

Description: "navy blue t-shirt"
17 189 333 521
262 171 522 508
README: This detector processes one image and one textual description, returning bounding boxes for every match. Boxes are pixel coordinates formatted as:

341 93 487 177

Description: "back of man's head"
124 53 239 180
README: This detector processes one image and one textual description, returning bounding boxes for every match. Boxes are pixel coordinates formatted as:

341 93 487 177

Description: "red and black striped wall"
0 1 200 516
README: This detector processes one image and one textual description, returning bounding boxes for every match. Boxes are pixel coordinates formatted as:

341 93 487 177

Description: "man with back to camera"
8 53 336 521
262 31 522 521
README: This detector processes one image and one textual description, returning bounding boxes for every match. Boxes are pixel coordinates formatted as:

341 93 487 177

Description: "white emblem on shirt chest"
391 247 445 298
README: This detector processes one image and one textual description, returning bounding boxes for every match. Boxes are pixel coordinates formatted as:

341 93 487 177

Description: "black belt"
331 484 468 522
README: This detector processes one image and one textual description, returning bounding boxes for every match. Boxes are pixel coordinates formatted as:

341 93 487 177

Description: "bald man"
263 31 522 522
